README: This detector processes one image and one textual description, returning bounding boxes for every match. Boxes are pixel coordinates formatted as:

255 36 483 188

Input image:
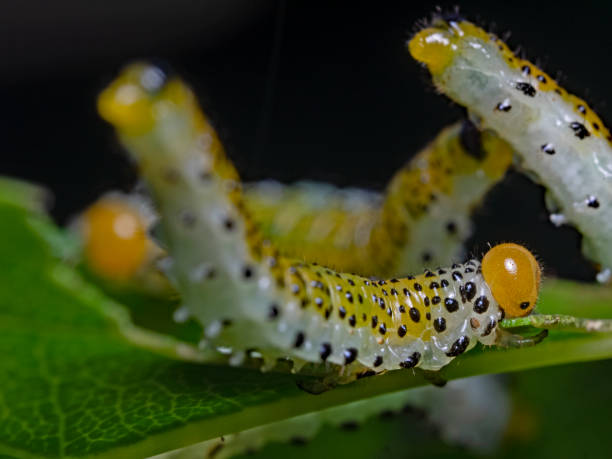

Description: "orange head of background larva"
482 243 541 318
82 199 149 281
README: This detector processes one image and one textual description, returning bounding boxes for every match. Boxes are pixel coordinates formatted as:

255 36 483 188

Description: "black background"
2 0 611 281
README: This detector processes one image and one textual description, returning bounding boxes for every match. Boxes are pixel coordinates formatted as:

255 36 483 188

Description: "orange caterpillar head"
80 196 151 281
482 243 541 318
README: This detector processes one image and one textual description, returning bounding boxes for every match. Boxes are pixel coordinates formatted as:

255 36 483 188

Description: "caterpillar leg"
422 370 448 387
295 377 338 395
495 328 548 349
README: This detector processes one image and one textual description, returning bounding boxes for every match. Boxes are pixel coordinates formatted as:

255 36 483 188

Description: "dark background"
2 0 610 281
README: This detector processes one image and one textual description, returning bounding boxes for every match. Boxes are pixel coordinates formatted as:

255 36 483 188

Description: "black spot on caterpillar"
515 82 536 97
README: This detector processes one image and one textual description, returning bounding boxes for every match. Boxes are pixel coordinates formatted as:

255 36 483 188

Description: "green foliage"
0 185 302 458
1 178 612 458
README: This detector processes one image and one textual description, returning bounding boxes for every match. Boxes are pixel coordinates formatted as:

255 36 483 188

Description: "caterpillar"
77 121 512 286
96 62 542 377
408 15 612 283
244 121 512 276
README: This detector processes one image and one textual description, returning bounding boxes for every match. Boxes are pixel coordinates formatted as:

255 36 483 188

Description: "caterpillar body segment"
409 18 612 282
98 62 540 375
243 181 383 272
244 122 513 276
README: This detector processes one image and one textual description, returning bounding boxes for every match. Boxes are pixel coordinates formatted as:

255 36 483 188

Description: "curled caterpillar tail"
98 62 541 376
245 121 513 276
408 16 612 282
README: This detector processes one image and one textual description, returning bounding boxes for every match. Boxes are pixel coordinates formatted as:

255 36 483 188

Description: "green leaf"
0 186 306 458
2 177 612 458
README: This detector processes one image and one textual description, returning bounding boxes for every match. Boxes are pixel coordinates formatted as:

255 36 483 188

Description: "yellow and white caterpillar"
96 63 542 376
409 15 612 283
244 121 512 276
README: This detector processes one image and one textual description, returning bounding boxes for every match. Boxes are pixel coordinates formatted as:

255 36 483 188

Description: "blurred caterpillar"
78 120 512 284
244 121 512 276
156 376 510 459
409 15 612 283
96 62 543 378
